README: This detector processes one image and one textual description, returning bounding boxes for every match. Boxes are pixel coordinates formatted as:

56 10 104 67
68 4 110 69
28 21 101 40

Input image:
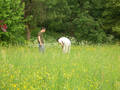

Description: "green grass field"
0 45 120 90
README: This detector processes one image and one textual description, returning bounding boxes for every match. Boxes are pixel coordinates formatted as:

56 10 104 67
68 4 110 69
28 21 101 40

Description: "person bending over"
58 37 71 53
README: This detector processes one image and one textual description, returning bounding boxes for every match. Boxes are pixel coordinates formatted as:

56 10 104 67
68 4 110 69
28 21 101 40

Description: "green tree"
64 0 107 43
22 0 110 43
0 0 25 44
102 0 120 40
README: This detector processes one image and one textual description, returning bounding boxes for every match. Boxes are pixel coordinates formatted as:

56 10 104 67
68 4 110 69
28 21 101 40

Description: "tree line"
0 0 120 44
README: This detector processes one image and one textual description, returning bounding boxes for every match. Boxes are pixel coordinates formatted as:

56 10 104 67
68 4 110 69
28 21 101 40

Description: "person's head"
56 38 60 43
57 38 62 45
56 38 59 42
41 27 46 33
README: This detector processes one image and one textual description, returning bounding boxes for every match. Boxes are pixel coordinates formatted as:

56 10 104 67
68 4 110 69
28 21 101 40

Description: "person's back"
60 37 71 45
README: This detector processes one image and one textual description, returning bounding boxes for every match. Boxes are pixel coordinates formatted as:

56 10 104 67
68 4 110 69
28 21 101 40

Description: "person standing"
58 37 71 53
38 27 46 53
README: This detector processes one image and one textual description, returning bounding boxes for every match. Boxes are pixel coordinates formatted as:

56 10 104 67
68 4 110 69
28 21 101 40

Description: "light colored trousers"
38 44 45 53
63 43 71 53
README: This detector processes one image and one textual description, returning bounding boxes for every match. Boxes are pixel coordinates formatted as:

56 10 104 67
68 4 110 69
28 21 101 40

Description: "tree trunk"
22 0 32 41
26 25 31 40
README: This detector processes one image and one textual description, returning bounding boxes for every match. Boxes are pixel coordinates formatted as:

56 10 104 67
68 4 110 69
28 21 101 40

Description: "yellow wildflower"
24 86 26 88
13 84 17 87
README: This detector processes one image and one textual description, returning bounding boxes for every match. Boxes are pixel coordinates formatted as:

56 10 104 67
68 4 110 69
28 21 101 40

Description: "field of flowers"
0 45 120 90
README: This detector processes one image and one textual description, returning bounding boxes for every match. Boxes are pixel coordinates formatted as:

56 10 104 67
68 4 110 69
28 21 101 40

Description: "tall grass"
0 45 120 90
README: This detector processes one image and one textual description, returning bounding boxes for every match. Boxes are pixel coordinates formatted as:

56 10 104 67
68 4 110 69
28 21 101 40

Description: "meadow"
0 45 120 90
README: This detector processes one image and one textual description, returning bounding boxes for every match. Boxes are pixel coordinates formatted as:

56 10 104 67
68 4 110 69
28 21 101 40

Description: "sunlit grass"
0 45 120 89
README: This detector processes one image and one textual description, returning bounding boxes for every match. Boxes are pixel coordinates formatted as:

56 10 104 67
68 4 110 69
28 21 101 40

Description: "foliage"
0 0 25 44
0 0 120 44
102 0 120 39
28 0 117 43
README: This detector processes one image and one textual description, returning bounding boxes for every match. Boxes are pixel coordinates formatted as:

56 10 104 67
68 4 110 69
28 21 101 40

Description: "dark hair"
41 27 46 30
56 37 59 42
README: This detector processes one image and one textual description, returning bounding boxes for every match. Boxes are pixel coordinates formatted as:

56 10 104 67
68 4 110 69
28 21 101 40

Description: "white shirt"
58 37 71 46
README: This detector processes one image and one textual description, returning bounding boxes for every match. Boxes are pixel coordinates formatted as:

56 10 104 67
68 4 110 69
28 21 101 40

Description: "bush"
0 0 25 44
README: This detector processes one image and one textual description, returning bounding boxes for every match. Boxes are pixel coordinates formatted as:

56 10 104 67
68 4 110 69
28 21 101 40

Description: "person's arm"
38 36 42 45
